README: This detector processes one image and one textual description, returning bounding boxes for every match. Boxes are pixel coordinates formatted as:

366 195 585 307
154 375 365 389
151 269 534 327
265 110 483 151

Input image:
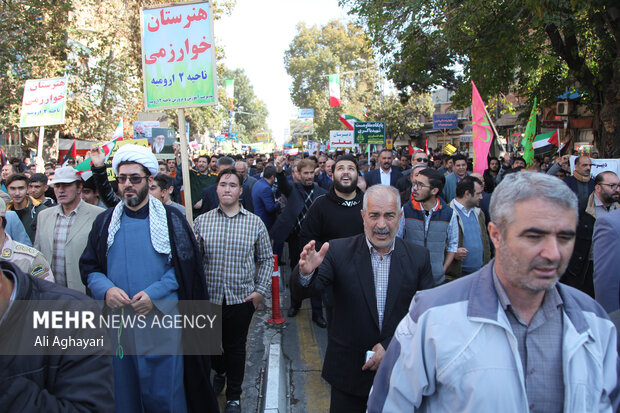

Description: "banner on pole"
140 1 218 110
299 109 314 119
329 130 354 148
354 122 386 145
20 78 68 128
432 114 458 130
290 119 314 137
471 81 494 173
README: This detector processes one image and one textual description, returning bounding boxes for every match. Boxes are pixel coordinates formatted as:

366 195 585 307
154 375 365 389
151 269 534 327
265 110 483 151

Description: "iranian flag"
533 129 559 156
329 74 340 107
339 114 360 130
74 119 124 180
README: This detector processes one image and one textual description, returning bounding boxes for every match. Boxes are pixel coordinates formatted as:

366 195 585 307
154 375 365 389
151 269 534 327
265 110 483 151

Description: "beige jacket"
35 201 104 293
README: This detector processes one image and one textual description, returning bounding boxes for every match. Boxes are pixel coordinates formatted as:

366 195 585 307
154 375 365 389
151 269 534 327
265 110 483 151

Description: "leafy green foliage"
343 0 620 154
0 0 239 147
284 20 432 141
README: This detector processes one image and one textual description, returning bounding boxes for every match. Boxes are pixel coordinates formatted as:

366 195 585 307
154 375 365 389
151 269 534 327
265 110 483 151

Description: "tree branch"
544 22 595 91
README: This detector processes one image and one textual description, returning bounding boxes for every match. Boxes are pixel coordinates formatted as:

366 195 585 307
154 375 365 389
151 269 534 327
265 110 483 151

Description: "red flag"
408 144 414 155
471 81 494 173
0 148 7 166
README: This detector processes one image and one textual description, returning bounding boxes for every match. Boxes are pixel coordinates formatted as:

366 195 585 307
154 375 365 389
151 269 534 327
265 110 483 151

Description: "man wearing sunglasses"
401 151 428 180
80 145 219 413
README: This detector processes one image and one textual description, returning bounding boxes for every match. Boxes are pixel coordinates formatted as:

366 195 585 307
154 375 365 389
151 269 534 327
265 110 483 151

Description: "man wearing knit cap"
35 166 103 293
297 154 365 325
80 144 218 413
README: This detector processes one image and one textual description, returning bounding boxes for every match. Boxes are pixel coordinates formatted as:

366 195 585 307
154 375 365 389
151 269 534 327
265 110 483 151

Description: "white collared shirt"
380 168 391 186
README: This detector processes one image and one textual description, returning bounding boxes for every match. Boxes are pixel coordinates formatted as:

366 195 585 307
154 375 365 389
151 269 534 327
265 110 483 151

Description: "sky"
214 0 351 145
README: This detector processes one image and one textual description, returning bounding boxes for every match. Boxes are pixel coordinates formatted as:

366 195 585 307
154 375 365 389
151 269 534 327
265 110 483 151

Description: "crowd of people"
0 142 619 412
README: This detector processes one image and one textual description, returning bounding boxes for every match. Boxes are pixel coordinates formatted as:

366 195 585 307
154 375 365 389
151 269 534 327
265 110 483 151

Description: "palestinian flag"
329 74 340 107
558 134 572 155
0 148 8 166
533 129 559 156
74 119 124 180
339 114 360 130
62 139 77 166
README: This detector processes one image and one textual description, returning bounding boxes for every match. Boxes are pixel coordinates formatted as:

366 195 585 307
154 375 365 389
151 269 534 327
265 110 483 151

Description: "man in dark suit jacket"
365 149 402 187
294 184 434 412
563 155 595 212
270 156 327 326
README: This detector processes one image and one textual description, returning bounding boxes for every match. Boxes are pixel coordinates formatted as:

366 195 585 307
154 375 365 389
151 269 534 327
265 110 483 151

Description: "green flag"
521 98 537 165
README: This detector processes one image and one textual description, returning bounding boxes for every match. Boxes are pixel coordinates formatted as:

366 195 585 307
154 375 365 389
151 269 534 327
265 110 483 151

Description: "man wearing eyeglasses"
398 168 458 286
80 145 219 412
561 171 620 298
34 167 103 293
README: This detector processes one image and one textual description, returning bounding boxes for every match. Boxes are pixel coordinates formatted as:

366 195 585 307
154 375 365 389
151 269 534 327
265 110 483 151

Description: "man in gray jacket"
369 172 619 412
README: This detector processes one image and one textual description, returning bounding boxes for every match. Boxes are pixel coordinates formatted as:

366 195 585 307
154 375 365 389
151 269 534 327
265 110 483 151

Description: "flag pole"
36 126 45 173
481 104 500 145
177 108 193 228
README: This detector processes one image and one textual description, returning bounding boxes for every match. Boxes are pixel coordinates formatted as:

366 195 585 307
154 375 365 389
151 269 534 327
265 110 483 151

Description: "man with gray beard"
294 185 433 411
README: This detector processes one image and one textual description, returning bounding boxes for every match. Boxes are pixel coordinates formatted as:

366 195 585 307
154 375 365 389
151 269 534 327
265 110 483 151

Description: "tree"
284 20 379 141
285 20 432 142
343 0 620 156
366 95 433 142
224 68 269 143
0 0 237 157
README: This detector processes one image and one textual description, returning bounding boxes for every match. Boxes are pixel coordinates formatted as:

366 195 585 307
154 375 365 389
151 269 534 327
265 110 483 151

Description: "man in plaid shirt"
194 167 273 413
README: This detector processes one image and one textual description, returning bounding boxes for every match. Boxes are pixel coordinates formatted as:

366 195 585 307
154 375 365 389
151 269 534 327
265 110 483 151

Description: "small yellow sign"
385 138 393 149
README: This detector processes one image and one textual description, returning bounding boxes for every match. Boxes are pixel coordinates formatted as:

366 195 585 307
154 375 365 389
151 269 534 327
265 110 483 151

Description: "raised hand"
90 144 105 167
298 240 329 276
275 156 285 173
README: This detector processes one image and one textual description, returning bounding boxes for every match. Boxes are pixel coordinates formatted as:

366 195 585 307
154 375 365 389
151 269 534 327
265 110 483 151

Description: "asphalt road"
216 259 330 412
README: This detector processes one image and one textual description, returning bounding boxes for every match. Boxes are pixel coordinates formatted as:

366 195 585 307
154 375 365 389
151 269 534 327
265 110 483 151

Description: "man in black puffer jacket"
0 261 114 412
298 155 365 325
